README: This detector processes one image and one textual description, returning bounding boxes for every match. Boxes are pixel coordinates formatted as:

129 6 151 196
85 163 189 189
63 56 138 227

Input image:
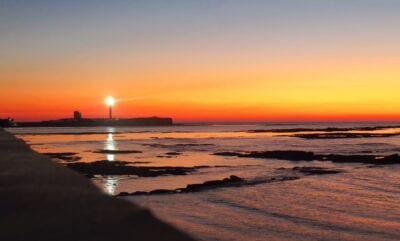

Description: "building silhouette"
73 111 82 121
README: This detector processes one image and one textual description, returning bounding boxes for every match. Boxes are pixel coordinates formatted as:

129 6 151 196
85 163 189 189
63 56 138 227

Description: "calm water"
8 122 400 241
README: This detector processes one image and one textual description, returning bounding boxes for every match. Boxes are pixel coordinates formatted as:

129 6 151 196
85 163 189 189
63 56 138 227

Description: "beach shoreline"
0 128 195 241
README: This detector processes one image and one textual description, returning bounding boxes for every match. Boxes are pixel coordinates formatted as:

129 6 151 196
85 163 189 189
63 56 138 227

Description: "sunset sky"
1 0 400 122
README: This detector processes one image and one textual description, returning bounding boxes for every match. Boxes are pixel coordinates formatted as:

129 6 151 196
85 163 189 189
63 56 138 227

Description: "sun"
105 96 115 106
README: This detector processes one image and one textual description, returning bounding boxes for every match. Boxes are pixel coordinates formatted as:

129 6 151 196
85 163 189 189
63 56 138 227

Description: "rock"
66 160 203 177
229 175 243 182
94 150 142 154
292 166 343 175
215 150 400 165
42 152 81 162
247 125 400 134
292 133 399 139
214 152 243 156
149 189 174 195
116 173 310 197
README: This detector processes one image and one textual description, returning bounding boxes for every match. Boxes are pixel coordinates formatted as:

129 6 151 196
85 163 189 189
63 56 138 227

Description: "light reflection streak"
104 176 118 195
105 133 117 161
104 130 118 194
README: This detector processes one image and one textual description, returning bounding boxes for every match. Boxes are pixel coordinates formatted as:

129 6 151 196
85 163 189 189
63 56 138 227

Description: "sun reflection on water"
104 131 118 194
104 176 118 195
105 133 116 162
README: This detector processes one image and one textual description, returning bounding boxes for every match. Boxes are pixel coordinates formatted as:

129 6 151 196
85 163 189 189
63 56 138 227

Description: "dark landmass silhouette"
0 118 15 127
13 117 173 127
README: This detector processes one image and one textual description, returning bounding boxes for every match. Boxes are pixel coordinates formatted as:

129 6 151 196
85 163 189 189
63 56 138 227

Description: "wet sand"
0 128 195 241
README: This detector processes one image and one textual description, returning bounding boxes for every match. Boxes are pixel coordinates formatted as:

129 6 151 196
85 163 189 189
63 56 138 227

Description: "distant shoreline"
10 117 174 128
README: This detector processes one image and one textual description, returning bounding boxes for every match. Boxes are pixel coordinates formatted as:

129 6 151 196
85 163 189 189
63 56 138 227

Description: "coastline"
0 128 195 241
12 117 174 128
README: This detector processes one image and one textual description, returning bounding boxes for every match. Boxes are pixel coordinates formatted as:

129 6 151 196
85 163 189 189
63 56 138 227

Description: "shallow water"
9 122 400 241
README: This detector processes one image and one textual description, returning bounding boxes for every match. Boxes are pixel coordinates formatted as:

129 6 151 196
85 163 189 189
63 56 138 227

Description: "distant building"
0 117 14 127
73 111 82 121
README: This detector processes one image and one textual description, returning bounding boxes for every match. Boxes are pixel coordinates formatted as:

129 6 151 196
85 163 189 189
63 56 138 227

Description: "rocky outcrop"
247 125 400 133
118 166 343 197
66 160 204 177
215 150 400 165
291 133 400 139
42 152 81 162
118 175 246 196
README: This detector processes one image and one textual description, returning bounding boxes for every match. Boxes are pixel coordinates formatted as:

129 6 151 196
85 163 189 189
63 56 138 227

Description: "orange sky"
3 57 400 122
1 1 400 122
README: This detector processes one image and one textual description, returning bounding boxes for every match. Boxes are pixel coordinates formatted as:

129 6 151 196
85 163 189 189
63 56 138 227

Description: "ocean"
8 122 400 241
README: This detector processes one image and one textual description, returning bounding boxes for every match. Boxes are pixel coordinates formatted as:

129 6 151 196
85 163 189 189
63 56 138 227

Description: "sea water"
9 122 400 241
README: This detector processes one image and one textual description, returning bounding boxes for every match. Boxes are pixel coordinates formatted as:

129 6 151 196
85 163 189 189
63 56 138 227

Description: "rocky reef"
119 166 343 196
215 150 400 165
66 160 202 177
